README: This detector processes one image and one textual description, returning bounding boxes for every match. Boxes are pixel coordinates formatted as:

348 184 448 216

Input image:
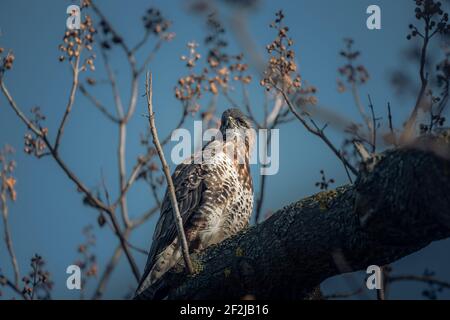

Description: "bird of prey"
135 108 254 296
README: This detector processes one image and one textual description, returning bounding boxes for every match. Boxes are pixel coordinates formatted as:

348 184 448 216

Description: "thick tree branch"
137 138 450 299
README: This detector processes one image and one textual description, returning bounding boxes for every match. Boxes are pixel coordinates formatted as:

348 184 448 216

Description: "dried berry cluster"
204 14 252 94
175 42 204 104
74 225 97 295
292 84 318 106
59 14 96 72
336 38 369 92
21 254 53 300
100 7 173 52
420 115 446 133
260 10 301 92
407 0 450 40
24 107 47 157
205 14 229 65
0 47 15 71
143 8 172 35
174 13 251 112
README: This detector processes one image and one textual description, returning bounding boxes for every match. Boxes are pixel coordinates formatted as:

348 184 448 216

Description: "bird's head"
219 108 255 156
219 108 252 135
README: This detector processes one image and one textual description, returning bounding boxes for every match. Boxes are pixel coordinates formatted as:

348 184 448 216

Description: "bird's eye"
237 119 247 127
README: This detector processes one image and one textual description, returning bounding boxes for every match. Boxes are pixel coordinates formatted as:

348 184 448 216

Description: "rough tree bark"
136 135 450 300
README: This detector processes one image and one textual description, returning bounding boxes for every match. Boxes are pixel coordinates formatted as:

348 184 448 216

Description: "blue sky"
0 0 449 299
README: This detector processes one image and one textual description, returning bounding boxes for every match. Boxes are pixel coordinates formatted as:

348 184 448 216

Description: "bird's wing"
137 160 207 290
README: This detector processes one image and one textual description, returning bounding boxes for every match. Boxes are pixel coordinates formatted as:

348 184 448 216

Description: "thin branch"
351 84 372 133
106 207 141 281
277 86 357 175
387 102 397 146
145 71 194 275
131 206 159 229
54 54 81 152
367 94 377 153
131 30 151 54
1 276 28 300
99 48 125 118
147 170 162 208
388 275 450 290
401 17 431 143
0 79 42 137
137 39 165 76
92 241 124 300
118 120 131 227
97 43 132 229
114 158 147 208
91 1 139 123
1 193 20 287
79 84 120 123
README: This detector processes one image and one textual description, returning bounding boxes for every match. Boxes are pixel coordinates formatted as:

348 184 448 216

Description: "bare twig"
114 158 147 208
400 16 431 143
147 170 162 208
130 206 159 229
55 53 81 152
387 102 397 146
0 79 42 137
99 48 124 118
105 207 140 281
367 95 377 153
118 120 131 228
92 241 124 300
1 275 28 300
277 87 357 176
145 71 194 275
387 275 450 290
351 84 372 133
0 193 20 287
137 39 165 76
79 84 120 123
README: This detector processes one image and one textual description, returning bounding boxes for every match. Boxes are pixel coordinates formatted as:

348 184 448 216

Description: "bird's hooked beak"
227 116 237 128
221 116 235 132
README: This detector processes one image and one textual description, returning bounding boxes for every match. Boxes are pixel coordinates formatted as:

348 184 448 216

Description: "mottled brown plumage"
136 109 254 295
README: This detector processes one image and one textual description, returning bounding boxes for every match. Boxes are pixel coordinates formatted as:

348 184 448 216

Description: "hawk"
135 108 254 296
